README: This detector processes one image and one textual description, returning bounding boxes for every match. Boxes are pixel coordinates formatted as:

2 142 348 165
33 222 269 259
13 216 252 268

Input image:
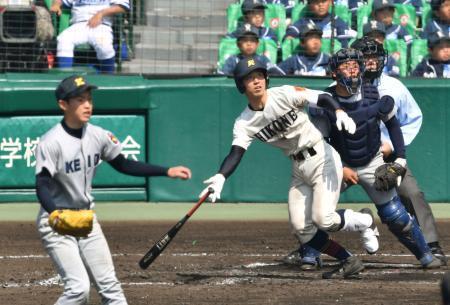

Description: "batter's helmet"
329 48 365 95
233 56 269 94
351 36 387 80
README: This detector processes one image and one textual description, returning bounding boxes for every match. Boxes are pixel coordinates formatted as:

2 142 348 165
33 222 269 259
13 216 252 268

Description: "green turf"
0 202 449 221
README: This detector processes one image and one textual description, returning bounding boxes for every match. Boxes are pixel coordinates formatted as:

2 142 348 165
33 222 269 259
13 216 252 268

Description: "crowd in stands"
217 0 450 78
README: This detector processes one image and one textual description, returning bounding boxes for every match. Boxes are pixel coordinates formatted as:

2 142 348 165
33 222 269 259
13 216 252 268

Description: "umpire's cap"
55 75 98 101
233 56 268 94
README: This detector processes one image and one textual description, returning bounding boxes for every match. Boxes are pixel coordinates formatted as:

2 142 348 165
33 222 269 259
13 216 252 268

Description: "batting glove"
335 110 356 134
199 174 225 203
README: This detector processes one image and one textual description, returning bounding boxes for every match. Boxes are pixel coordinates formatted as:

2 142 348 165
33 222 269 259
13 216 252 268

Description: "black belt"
292 147 317 162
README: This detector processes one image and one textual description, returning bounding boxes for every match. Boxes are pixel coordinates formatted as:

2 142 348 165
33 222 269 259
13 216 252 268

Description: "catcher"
306 48 441 269
35 75 191 305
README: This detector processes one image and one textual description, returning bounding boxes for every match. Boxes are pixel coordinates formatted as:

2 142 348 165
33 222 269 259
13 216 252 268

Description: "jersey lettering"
65 153 100 173
254 109 298 142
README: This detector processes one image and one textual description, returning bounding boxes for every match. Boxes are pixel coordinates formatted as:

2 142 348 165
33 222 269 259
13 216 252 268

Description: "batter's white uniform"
57 0 130 60
232 85 347 243
35 122 127 305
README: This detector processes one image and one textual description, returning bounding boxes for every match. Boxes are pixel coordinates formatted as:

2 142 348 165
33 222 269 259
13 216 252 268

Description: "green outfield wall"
0 73 448 203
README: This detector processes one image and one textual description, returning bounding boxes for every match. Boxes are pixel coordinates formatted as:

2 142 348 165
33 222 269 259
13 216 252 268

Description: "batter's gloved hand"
199 174 225 203
374 158 406 191
335 110 356 134
48 209 94 238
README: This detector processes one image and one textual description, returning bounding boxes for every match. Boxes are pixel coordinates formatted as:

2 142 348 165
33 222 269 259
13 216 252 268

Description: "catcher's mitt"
374 162 406 191
48 209 94 237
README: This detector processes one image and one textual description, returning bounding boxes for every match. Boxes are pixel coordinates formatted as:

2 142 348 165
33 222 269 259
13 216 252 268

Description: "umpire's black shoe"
322 256 364 279
431 246 448 266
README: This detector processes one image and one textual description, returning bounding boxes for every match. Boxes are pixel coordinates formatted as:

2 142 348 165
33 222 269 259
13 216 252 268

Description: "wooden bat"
138 188 213 269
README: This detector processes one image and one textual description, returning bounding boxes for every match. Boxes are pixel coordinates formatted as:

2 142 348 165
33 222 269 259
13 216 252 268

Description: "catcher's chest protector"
328 84 382 167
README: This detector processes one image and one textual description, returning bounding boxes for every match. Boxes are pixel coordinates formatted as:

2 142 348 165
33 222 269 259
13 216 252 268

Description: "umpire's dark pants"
397 166 440 244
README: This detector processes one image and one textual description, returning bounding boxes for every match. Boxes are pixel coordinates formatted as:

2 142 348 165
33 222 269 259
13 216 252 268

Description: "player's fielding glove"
374 158 407 191
48 209 94 238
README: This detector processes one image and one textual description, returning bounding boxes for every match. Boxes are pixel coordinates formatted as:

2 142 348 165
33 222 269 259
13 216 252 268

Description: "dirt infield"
1 220 449 305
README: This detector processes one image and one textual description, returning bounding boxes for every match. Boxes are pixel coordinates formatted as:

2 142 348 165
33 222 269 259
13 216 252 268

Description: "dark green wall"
0 73 448 202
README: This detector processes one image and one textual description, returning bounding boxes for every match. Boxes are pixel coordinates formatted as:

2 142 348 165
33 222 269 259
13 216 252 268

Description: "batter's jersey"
232 85 324 156
35 123 122 210
62 0 130 27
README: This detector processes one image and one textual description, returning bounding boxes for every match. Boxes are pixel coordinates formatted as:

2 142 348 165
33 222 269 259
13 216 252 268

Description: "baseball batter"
50 0 130 73
35 75 191 304
199 57 379 279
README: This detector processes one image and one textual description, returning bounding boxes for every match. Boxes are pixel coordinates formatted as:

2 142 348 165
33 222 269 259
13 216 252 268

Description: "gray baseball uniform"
35 122 127 305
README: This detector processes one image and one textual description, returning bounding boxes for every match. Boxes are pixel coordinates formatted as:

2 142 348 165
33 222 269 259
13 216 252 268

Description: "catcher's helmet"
234 56 269 94
329 48 365 95
351 36 387 80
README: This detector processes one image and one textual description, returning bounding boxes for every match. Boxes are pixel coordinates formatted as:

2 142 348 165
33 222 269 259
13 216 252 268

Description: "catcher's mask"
351 37 387 80
329 48 365 95
233 56 269 94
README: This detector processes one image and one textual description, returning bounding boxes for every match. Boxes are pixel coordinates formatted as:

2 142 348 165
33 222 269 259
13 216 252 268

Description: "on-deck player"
50 0 129 73
35 75 192 305
199 56 379 279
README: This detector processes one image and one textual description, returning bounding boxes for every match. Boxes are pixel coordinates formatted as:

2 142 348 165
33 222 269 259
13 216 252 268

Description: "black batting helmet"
233 56 269 94
351 36 387 80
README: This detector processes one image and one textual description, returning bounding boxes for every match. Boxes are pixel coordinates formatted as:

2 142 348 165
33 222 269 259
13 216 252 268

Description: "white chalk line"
0 252 419 260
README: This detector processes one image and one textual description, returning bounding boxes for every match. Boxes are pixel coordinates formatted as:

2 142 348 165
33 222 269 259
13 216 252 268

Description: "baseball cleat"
282 249 302 265
322 256 364 279
431 246 448 266
359 208 379 254
422 256 442 269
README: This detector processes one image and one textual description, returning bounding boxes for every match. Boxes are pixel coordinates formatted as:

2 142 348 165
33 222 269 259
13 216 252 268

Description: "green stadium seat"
226 3 287 42
356 5 372 38
393 4 416 36
384 39 408 77
291 3 351 26
217 37 240 69
409 38 428 73
421 2 432 29
217 38 278 70
281 38 342 61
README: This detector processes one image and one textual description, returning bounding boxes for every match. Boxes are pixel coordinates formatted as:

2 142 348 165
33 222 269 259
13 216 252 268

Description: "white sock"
341 209 372 232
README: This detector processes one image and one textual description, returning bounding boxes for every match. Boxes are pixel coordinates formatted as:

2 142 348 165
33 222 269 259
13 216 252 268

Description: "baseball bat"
138 188 214 269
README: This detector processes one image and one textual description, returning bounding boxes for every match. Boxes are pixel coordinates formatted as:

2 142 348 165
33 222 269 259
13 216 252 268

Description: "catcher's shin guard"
376 196 434 266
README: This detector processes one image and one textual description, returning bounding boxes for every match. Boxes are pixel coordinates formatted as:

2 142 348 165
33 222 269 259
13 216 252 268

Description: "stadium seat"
226 3 287 43
409 38 428 73
217 37 277 70
421 1 432 29
356 5 372 38
384 39 408 77
291 3 351 26
393 4 416 36
281 38 342 61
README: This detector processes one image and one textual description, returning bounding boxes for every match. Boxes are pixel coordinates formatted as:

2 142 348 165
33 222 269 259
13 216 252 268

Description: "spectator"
228 0 278 43
422 0 450 39
218 25 275 76
412 31 450 77
285 0 356 47
274 24 330 75
363 20 402 76
50 0 130 73
371 0 413 45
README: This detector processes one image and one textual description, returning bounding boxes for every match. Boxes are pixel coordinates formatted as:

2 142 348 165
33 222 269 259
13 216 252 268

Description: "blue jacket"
273 52 330 76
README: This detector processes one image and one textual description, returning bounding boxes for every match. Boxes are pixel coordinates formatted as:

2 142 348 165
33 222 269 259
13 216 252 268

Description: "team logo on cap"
74 77 86 87
107 132 119 144
248 59 255 67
